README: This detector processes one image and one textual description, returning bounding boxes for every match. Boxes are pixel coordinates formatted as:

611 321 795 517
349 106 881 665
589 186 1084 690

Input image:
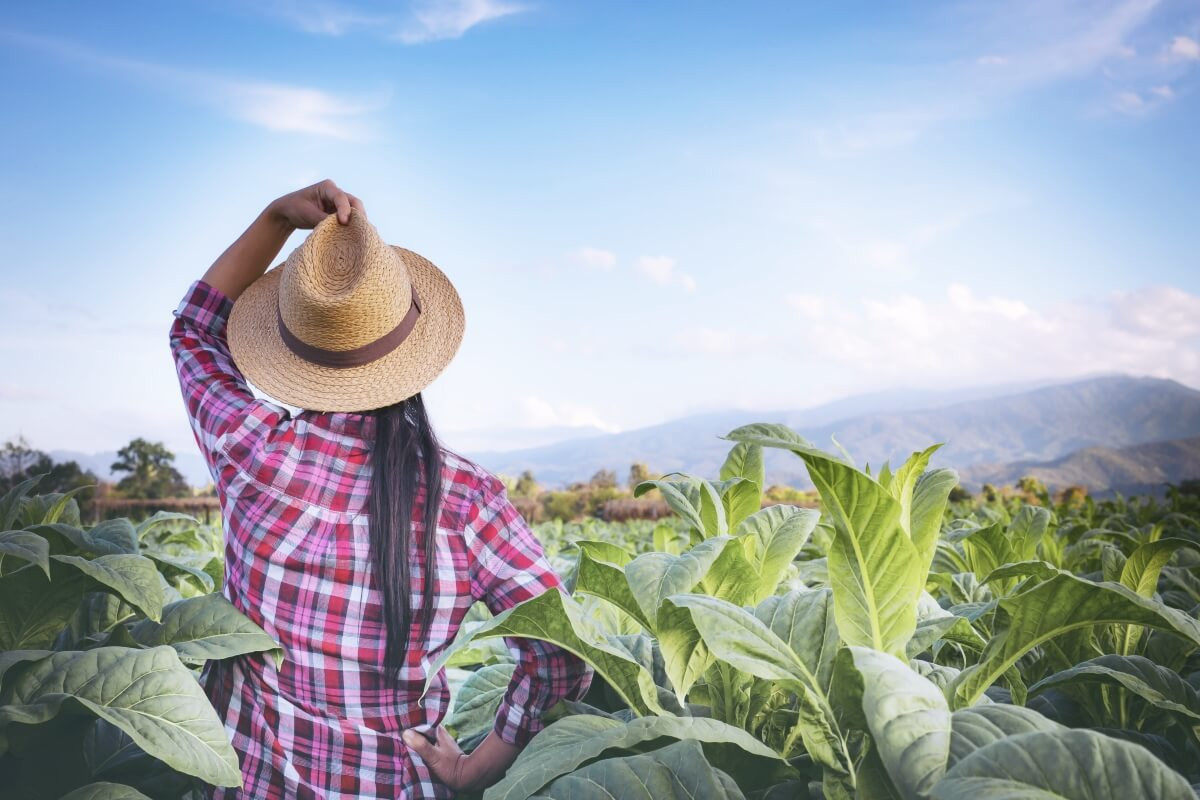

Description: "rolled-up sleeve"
168 279 285 484
466 473 594 746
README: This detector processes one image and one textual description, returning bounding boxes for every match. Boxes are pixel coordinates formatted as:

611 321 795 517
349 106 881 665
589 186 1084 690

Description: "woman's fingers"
316 179 354 224
402 726 468 788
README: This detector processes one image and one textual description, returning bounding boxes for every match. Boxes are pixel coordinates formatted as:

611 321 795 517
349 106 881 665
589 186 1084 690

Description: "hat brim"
226 245 465 412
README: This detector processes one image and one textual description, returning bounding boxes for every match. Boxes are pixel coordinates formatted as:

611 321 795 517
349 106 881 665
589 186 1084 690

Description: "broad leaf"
625 537 729 626
527 739 744 800
951 572 1200 707
0 646 242 786
485 714 782 800
931 728 1193 799
574 551 652 631
421 589 664 716
947 704 1062 767
60 783 153 800
129 593 282 668
755 589 839 692
735 506 819 603
1028 654 1200 722
0 529 51 577
52 554 164 622
446 662 516 739
0 561 93 649
849 646 951 800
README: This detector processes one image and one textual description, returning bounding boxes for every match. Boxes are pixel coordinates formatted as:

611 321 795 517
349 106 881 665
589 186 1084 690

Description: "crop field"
1 422 1198 799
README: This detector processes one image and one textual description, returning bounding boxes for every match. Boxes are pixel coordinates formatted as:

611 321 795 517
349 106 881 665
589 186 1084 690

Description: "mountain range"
462 375 1200 492
52 375 1200 495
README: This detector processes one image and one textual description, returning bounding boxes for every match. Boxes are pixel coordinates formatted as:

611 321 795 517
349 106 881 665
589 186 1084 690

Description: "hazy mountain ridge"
463 376 1200 490
960 436 1200 495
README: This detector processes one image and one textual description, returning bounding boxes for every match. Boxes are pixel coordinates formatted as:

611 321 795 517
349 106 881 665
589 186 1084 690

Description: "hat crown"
279 211 415 351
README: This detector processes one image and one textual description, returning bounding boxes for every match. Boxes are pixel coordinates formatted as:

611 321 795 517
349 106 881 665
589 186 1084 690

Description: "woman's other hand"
402 726 521 792
267 179 366 230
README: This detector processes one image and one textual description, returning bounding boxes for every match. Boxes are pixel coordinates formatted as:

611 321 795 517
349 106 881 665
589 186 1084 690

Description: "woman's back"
171 274 592 799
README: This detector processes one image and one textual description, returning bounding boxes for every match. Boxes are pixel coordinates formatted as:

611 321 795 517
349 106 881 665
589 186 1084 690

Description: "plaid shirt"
169 279 593 799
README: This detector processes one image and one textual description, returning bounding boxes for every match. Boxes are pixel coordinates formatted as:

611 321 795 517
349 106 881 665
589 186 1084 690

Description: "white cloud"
573 246 617 270
637 255 696 292
1113 89 1146 112
1150 84 1174 98
397 0 525 44
668 327 771 357
518 396 621 431
0 30 383 140
785 293 826 319
259 0 526 43
977 55 1008 66
780 283 1200 388
1167 34 1200 61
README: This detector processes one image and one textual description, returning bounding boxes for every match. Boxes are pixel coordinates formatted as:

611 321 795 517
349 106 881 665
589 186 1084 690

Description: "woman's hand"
402 726 521 792
200 179 366 300
266 178 366 230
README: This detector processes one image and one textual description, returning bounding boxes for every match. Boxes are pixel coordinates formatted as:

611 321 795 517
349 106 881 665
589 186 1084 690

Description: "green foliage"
0 477 279 798
436 423 1200 799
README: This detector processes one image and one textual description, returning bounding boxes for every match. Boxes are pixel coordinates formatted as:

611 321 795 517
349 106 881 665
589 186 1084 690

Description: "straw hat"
227 209 465 412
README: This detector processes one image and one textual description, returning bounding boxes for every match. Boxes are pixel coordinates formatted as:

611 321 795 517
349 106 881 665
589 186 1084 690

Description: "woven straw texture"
227 210 465 412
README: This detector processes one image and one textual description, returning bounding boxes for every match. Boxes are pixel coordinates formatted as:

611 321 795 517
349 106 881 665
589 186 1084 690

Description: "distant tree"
627 462 652 490
1015 476 1049 505
589 468 618 489
0 436 99 515
980 483 999 503
514 469 540 498
1055 485 1088 507
948 485 972 503
111 437 189 499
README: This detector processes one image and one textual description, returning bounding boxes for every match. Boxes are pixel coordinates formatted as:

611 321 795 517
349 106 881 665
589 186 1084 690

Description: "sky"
1 0 1198 459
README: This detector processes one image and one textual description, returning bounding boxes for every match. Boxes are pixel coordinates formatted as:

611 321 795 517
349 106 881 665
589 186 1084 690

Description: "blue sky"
1 0 1198 458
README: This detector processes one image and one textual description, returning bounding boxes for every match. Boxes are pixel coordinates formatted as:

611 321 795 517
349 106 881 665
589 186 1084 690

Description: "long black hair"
367 391 445 674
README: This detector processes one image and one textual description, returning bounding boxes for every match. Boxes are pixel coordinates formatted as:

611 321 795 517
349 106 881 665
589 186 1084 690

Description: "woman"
169 179 593 798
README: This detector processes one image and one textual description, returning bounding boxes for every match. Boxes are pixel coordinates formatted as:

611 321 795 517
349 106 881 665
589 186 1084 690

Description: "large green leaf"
634 477 705 534
484 714 781 800
951 572 1200 707
446 662 516 739
129 593 282 667
29 521 138 557
0 475 43 530
1006 506 1050 564
0 646 242 786
52 554 164 622
654 599 711 704
910 468 958 572
625 537 729 626
720 441 765 494
908 593 986 658
849 647 951 800
0 561 93 649
1028 654 1200 722
0 529 51 577
931 729 1193 799
719 478 762 536
754 589 839 693
135 510 200 539
947 704 1062 767
1120 538 1194 597
735 505 819 603
528 739 744 800
421 589 664 716
806 450 922 658
573 550 652 631
59 783 153 800
667 593 849 774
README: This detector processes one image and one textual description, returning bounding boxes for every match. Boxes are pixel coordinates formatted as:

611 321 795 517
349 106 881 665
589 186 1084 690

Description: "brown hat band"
276 284 423 369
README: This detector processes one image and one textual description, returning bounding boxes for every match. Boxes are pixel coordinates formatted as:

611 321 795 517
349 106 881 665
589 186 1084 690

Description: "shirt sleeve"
168 279 288 485
466 472 595 747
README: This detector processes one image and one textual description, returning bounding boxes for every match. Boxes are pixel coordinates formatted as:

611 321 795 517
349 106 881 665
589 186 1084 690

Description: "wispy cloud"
1167 34 1200 61
800 0 1176 156
257 0 526 44
572 246 617 270
637 255 696 292
782 282 1200 388
0 29 386 139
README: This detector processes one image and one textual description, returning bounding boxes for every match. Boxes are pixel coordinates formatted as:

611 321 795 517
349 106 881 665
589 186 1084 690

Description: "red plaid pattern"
169 279 593 799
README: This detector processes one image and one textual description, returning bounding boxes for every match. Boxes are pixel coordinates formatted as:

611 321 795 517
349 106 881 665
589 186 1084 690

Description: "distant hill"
960 436 1200 495
462 376 1200 489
